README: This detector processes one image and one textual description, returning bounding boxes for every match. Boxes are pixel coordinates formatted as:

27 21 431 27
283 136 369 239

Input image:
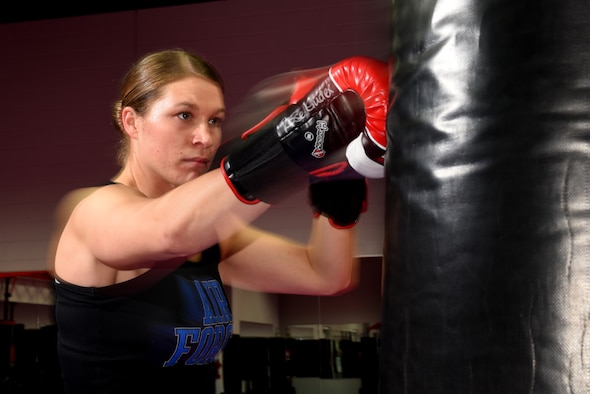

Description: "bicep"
71 187 187 269
218 227 321 294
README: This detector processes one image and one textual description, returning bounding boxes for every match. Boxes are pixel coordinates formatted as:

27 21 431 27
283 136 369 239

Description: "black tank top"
54 244 232 393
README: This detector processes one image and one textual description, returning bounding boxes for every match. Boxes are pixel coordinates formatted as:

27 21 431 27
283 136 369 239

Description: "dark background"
0 1 215 24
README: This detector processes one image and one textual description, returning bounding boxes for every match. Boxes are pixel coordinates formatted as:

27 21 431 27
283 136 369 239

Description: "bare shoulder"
48 186 107 276
51 187 103 230
55 187 101 217
49 184 145 281
62 183 144 216
53 184 141 233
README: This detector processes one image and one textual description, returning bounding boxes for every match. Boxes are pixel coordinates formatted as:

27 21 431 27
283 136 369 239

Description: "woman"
49 49 388 393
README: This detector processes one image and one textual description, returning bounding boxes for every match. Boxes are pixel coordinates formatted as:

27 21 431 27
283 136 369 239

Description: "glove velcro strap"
223 119 308 204
308 178 367 229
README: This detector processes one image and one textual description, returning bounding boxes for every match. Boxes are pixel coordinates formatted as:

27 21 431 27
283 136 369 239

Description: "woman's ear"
121 107 139 138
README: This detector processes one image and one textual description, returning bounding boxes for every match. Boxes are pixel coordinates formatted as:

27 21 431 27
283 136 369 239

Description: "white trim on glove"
346 134 385 179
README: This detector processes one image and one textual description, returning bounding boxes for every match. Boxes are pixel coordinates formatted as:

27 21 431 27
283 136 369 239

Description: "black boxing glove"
221 56 389 205
308 175 368 229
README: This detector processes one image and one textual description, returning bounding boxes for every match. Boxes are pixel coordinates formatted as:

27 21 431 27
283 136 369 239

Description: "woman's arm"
46 186 100 276
55 169 270 271
218 215 359 296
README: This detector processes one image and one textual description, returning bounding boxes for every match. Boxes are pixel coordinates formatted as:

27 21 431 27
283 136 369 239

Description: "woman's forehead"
152 76 225 110
163 76 222 97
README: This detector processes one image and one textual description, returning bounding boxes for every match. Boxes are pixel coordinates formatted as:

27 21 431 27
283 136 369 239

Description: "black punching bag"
381 0 590 392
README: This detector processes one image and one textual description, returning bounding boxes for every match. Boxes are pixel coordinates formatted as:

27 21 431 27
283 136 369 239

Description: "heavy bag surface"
381 0 590 392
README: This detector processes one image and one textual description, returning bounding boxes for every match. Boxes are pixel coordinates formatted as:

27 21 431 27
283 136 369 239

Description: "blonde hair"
111 49 224 166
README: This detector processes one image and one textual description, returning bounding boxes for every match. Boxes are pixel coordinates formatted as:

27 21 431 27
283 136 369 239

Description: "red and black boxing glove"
287 60 388 228
343 56 393 179
221 56 390 205
288 73 369 228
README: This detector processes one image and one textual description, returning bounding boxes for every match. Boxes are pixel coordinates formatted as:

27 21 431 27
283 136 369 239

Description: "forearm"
306 215 360 295
143 169 270 256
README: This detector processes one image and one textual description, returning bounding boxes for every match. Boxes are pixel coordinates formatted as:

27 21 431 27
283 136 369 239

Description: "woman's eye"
209 117 224 127
178 112 191 121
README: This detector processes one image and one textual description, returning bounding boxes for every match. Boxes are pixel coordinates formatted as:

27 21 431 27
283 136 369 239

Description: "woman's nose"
192 123 216 147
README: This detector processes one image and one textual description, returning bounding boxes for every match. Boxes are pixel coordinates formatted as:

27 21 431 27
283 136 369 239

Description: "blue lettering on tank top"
162 279 233 367
198 279 232 325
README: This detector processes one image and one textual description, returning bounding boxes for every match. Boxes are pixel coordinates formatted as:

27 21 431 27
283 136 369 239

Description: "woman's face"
131 76 225 187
